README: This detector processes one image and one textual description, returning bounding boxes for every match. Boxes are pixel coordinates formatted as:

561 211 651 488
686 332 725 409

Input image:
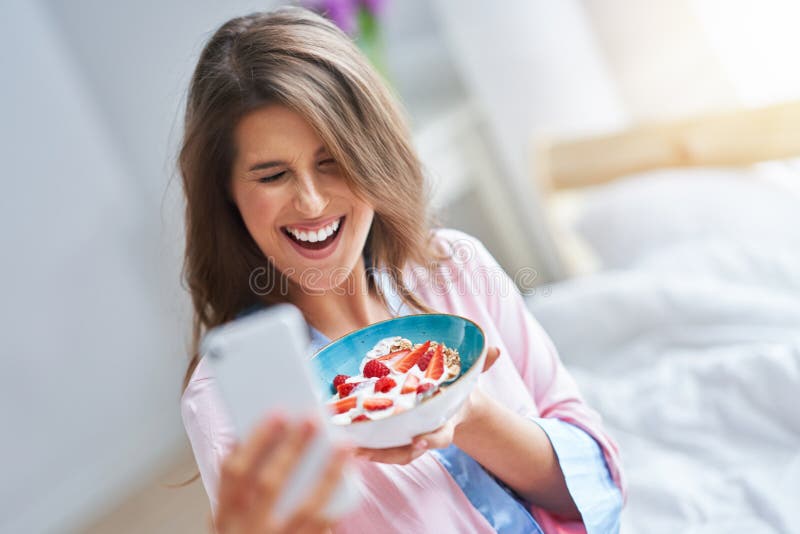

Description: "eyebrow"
247 146 327 172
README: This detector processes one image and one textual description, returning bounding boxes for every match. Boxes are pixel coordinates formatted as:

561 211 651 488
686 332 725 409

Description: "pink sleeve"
460 234 626 499
181 375 238 517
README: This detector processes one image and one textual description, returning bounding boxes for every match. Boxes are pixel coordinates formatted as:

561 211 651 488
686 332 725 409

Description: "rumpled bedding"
527 238 800 533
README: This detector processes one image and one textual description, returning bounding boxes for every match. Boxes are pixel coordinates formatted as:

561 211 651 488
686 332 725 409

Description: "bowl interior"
311 314 485 397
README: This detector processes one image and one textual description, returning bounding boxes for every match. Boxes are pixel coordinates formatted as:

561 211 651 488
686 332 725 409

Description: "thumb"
481 346 501 373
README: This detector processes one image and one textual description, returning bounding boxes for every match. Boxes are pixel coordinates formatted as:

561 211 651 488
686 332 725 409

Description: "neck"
288 258 392 340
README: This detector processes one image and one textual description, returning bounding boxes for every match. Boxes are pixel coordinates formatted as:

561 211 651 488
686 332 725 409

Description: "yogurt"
328 337 461 425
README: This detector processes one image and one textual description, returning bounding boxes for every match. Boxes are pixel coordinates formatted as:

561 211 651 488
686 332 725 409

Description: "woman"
179 7 624 533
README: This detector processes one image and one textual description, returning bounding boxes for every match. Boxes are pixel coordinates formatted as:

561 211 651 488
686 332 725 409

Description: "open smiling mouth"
282 216 344 250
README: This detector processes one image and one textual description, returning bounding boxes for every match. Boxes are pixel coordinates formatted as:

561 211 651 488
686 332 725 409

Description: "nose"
293 172 329 217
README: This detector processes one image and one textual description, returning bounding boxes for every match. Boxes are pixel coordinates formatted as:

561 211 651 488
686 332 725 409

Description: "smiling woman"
178 6 624 534
230 104 374 280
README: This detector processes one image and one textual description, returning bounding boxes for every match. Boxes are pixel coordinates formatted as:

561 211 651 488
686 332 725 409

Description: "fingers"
240 416 288 475
215 415 287 531
356 438 429 465
283 445 350 533
215 416 319 533
412 421 455 450
482 346 501 372
250 418 318 523
355 417 465 465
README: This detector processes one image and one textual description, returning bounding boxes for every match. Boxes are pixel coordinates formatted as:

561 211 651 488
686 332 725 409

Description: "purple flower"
362 0 388 16
300 0 387 34
301 0 358 34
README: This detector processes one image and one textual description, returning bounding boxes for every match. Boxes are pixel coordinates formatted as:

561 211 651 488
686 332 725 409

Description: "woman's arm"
444 230 625 531
453 232 625 492
453 389 580 518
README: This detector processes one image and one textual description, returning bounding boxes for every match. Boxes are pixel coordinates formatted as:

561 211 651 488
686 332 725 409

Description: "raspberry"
333 374 349 388
374 376 397 393
416 348 434 371
363 360 390 378
337 383 356 398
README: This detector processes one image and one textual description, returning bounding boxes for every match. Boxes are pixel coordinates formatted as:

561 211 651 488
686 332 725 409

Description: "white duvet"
527 238 800 533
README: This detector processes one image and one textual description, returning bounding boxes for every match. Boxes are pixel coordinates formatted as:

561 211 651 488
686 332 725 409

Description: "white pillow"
569 163 800 270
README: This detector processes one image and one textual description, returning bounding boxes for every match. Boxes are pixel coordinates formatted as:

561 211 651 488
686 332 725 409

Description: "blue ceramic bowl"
311 313 487 448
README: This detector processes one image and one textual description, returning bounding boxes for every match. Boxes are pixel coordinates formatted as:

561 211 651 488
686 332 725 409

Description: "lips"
281 216 345 254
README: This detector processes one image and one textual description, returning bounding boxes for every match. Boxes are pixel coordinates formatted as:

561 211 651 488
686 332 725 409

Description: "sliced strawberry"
416 382 435 395
328 396 357 414
373 376 397 393
392 341 430 374
376 349 410 362
424 344 444 380
401 374 420 394
363 397 394 411
363 360 390 378
337 382 356 398
416 347 434 371
352 414 370 423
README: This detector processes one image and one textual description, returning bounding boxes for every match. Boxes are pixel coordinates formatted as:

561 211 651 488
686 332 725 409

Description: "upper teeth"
286 218 340 242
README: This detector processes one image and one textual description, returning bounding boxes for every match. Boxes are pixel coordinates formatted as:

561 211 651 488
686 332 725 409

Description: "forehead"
233 104 325 165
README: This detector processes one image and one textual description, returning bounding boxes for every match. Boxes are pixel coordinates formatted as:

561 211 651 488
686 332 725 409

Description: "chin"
286 255 363 296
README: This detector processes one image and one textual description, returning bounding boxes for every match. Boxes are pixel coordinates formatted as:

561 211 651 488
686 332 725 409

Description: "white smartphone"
200 304 361 521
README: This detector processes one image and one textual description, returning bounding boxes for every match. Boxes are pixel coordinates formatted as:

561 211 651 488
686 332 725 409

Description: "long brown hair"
179 7 440 404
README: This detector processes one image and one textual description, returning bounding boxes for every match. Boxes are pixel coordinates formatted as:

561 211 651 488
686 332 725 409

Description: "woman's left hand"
355 346 501 465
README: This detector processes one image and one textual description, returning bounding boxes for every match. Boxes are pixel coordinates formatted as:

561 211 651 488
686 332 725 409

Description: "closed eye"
258 171 286 183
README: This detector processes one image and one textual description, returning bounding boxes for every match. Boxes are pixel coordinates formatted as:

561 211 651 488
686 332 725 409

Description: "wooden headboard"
533 100 800 192
530 99 800 280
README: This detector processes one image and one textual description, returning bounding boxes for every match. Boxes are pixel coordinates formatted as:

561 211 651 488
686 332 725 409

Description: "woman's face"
230 104 375 293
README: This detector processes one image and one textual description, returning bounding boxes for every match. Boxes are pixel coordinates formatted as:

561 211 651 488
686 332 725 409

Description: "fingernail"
272 415 287 432
414 439 428 451
262 414 280 431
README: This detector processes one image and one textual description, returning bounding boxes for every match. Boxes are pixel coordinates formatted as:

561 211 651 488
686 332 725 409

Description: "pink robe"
181 229 625 532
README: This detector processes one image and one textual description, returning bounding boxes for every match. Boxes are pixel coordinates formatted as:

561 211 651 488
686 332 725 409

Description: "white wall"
431 0 629 280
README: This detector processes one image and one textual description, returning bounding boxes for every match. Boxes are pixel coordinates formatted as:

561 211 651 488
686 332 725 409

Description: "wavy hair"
178 5 442 447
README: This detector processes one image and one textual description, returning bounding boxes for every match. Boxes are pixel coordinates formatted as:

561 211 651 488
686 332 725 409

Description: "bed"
526 101 800 533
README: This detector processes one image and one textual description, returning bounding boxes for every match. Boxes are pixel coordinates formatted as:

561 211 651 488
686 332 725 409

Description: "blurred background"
2 0 799 532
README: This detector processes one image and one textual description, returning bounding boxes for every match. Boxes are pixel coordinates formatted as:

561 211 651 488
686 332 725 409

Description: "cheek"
350 198 375 230
236 191 282 242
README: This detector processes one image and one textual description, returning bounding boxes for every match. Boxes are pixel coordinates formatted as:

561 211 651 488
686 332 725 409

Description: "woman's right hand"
211 414 351 534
